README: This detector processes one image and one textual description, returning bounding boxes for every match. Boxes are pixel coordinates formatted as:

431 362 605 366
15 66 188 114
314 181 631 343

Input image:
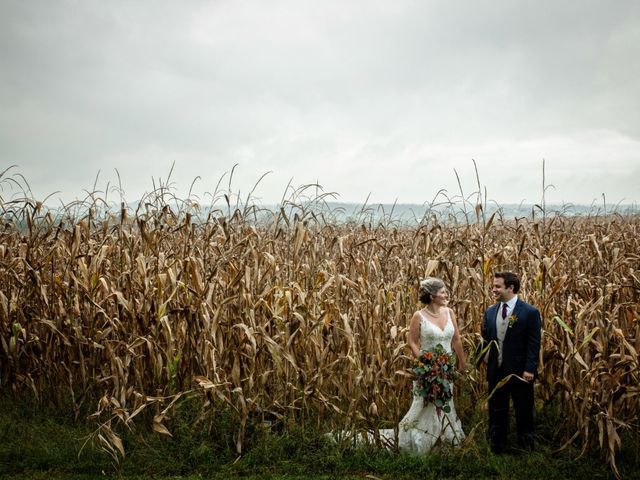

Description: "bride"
377 276 467 453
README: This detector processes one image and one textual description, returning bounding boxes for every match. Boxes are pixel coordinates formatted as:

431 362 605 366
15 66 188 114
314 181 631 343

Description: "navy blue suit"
481 298 541 452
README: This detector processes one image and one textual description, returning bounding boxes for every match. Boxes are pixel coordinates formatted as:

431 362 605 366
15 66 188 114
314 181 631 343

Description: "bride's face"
432 287 448 306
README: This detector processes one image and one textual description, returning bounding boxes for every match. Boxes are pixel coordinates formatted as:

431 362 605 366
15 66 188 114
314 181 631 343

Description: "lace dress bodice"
419 309 454 354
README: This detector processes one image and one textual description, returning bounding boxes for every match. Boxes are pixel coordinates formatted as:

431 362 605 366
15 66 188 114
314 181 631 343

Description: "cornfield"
0 180 638 477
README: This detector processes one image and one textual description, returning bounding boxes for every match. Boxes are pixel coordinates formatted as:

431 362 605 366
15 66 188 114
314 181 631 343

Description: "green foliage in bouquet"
413 344 458 413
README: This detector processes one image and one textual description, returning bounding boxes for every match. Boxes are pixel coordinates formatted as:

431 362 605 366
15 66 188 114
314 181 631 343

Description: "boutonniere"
508 314 518 328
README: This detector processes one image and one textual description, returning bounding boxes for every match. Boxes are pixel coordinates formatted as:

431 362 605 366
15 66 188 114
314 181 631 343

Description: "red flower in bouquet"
412 343 458 413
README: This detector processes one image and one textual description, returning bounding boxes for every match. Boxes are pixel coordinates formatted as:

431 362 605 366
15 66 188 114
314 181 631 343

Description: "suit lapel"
488 303 500 339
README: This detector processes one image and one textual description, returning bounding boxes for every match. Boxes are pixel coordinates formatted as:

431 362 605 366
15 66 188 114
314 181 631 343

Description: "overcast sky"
1 0 639 206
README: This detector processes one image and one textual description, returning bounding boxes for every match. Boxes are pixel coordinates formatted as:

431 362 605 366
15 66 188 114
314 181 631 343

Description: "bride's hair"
418 277 445 304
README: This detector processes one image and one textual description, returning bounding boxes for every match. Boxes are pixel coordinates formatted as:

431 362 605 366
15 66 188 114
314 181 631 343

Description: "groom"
480 271 541 454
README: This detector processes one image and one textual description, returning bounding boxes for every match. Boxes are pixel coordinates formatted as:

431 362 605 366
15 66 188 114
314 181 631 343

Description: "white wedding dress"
326 308 465 453
377 308 465 453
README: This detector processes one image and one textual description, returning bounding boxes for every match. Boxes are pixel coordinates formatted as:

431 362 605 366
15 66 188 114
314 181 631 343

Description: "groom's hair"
494 271 520 293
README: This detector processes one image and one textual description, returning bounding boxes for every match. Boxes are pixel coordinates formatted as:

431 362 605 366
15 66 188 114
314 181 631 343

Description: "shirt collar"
504 295 518 309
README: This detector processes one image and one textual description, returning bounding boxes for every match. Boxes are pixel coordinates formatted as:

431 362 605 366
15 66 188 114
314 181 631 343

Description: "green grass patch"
1 394 637 479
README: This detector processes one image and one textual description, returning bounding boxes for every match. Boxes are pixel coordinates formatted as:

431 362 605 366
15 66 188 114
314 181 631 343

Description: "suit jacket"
479 298 542 385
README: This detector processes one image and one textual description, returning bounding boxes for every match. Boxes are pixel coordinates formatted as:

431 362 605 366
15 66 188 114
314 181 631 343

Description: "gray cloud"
1 0 638 205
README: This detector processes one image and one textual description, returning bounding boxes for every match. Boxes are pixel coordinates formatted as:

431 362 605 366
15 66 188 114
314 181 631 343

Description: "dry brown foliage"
0 189 638 476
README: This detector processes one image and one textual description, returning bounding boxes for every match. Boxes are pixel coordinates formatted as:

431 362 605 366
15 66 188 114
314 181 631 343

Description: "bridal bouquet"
413 344 458 413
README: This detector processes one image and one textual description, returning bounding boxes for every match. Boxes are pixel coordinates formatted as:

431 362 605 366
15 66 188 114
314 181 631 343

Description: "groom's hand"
522 371 534 382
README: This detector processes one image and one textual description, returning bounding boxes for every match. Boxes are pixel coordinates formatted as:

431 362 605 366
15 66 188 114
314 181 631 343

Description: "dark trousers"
488 367 535 453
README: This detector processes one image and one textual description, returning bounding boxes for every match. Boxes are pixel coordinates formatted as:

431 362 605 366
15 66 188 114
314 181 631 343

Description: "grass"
1 395 637 480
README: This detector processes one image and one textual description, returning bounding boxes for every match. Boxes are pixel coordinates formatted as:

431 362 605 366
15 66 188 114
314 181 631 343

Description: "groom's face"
492 277 514 302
